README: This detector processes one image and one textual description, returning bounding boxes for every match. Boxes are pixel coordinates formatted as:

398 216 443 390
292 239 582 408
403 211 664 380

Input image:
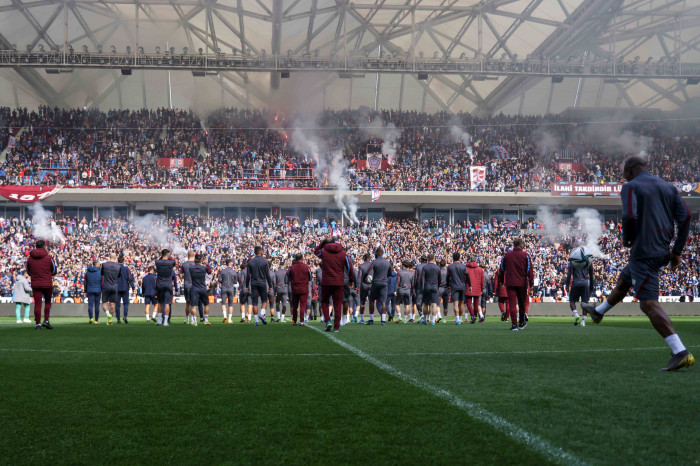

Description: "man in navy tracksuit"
385 268 397 322
189 254 212 326
582 156 694 371
246 246 273 326
83 260 102 324
368 248 392 325
101 253 122 325
115 255 135 324
155 249 178 326
141 266 157 322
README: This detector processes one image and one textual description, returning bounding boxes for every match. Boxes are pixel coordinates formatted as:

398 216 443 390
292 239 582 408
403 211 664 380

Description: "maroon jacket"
314 241 353 287
499 248 534 288
26 248 57 288
465 262 484 297
493 271 509 298
289 261 312 295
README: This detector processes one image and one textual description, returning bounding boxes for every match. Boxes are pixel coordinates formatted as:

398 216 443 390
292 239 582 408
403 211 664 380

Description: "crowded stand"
2 107 699 190
1 214 698 303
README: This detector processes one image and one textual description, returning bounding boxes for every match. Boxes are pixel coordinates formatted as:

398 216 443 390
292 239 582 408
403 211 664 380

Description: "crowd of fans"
2 106 699 191
1 214 699 303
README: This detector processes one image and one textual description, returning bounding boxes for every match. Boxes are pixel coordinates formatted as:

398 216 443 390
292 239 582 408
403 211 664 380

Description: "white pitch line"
0 348 349 358
308 325 586 466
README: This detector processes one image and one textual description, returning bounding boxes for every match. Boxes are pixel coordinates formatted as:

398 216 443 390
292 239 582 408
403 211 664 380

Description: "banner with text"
157 158 195 169
0 185 62 203
551 182 622 196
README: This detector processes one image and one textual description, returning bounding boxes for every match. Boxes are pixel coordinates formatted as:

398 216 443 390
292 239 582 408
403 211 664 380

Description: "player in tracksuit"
189 254 212 326
350 266 361 322
466 259 485 324
246 246 273 326
115 255 135 324
413 256 428 320
238 263 250 322
367 248 392 325
397 261 415 323
314 237 354 332
499 238 534 331
155 249 178 326
565 254 595 327
341 254 356 326
357 254 373 323
582 156 694 371
493 267 509 322
101 253 121 325
141 266 157 322
289 253 312 325
83 260 102 324
481 266 492 320
437 260 449 322
273 262 290 322
268 265 277 322
181 251 197 324
419 254 442 326
386 268 397 322
219 259 237 323
447 252 470 325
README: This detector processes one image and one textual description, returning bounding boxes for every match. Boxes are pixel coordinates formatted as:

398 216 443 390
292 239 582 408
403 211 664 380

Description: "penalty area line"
309 325 587 466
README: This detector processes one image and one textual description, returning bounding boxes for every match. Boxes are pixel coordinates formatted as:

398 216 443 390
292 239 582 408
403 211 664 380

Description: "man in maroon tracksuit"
26 239 58 330
499 238 534 331
288 253 312 326
314 237 354 332
465 259 485 324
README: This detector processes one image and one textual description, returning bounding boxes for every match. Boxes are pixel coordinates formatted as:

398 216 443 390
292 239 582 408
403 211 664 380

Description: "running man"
582 156 694 371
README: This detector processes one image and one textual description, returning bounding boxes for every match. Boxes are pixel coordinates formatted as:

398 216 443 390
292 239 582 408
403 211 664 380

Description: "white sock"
581 315 586 321
664 334 687 354
261 309 266 317
368 314 373 320
573 310 579 317
228 313 232 320
105 310 112 318
254 315 259 323
437 310 442 318
596 301 612 315
478 311 483 319
205 315 209 322
381 313 386 322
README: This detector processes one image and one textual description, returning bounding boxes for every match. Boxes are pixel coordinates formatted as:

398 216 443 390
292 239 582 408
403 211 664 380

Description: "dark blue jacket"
141 273 156 297
387 271 397 294
117 264 135 292
622 171 691 260
84 266 102 294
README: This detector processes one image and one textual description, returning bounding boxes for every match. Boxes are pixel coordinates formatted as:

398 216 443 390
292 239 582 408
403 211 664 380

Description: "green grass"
1 315 698 465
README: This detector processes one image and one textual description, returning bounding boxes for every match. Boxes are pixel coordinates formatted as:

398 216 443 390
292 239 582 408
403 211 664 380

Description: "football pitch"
1 316 698 465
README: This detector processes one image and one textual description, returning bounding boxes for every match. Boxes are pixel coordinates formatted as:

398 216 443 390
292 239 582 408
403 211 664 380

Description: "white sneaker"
23 318 31 323
17 320 22 324
581 320 586 327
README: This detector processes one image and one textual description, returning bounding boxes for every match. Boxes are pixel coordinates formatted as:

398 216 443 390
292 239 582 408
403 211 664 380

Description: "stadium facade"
3 189 700 226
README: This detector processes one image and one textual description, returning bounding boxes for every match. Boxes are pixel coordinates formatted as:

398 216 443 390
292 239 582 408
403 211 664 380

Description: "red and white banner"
469 166 486 190
550 182 622 196
371 189 381 202
7 135 16 148
0 185 62 203
157 158 195 169
367 153 382 170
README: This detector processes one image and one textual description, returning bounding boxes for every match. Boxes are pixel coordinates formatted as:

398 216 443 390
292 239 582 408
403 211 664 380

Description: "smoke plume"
132 213 188 259
29 203 65 244
573 208 610 259
448 115 471 146
290 116 359 223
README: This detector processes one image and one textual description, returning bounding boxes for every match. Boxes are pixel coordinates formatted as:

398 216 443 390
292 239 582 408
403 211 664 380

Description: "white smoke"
536 206 566 235
449 116 471 146
573 208 610 259
360 118 401 164
608 130 653 160
291 117 359 224
29 203 65 244
533 127 560 157
132 213 187 259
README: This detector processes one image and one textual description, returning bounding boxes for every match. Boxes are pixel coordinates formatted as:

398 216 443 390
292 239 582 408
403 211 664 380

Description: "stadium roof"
0 0 699 115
